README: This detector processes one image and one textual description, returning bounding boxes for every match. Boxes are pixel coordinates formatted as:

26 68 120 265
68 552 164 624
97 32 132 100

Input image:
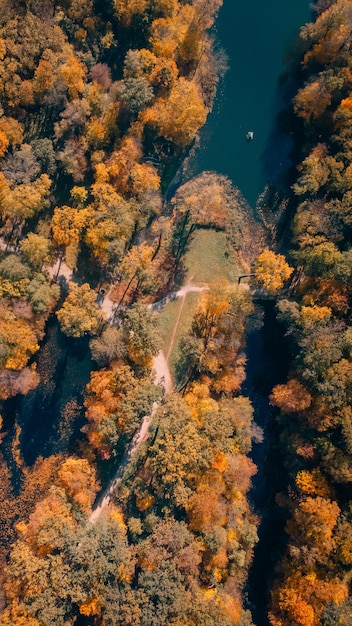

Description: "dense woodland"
1 0 352 625
0 1 262 625
268 1 352 624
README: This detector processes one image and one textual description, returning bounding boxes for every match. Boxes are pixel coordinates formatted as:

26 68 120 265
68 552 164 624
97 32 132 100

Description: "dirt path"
89 349 173 524
150 283 208 313
89 407 155 523
175 283 208 298
45 258 73 283
99 292 116 320
153 349 173 393
166 293 186 363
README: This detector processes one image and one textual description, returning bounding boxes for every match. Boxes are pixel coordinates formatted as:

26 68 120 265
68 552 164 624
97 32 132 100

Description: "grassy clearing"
157 291 201 373
183 228 238 284
156 228 240 375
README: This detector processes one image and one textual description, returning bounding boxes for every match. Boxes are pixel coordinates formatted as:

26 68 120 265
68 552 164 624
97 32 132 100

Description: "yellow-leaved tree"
254 248 293 293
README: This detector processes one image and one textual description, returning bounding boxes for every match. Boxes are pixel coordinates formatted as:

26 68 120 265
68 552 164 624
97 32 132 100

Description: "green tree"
116 76 154 115
20 234 53 270
147 394 211 508
90 326 125 366
27 274 60 314
122 302 161 367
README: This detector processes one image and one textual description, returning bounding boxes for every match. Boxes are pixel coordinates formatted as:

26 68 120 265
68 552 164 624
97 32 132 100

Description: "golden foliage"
0 306 39 370
113 0 148 26
79 597 102 616
255 248 293 293
216 591 242 624
51 205 90 247
129 162 160 196
295 470 330 497
141 77 207 146
136 493 155 511
59 53 87 99
18 490 75 556
58 457 100 512
0 129 9 158
56 282 103 338
272 571 348 626
294 81 332 122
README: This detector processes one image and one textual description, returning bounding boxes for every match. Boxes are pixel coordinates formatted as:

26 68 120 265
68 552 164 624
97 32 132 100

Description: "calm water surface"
193 0 312 207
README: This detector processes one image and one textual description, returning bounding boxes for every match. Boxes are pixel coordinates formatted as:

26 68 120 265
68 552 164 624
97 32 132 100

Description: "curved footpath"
89 282 211 523
89 348 172 524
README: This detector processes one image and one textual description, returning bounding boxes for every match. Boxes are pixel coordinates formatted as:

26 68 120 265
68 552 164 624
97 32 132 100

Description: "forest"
0 0 351 625
267 0 352 623
0 1 260 625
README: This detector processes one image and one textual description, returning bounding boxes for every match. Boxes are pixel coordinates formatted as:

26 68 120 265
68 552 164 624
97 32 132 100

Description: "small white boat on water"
246 131 254 140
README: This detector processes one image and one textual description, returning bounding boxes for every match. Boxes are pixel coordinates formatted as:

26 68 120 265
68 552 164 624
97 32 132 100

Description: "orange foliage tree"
270 379 312 414
141 77 207 146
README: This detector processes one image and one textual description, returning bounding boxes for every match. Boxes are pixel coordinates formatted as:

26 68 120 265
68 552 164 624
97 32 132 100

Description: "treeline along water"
191 0 312 624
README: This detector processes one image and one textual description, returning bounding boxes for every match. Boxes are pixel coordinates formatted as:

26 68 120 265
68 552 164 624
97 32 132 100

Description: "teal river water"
192 0 312 208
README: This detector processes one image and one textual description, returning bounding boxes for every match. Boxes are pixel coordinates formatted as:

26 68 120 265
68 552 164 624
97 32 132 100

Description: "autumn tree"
141 77 207 146
294 79 332 122
183 281 253 390
117 242 155 304
0 172 51 235
56 282 104 338
171 172 235 232
58 457 100 512
0 305 39 371
122 302 161 367
113 0 148 27
0 366 40 400
51 205 90 248
85 185 135 265
270 379 312 414
84 363 159 458
20 234 53 270
146 394 212 508
254 248 293 293
59 52 87 100
271 571 348 626
90 326 125 366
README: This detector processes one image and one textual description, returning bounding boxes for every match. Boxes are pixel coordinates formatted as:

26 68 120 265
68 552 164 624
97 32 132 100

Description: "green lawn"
158 291 200 372
156 228 239 375
183 228 238 284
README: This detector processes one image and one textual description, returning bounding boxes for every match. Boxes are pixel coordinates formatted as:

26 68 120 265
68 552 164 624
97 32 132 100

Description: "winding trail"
89 348 172 523
88 407 154 523
89 284 207 523
45 258 73 283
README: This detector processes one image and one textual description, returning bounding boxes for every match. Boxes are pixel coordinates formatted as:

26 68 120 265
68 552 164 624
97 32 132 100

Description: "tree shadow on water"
260 74 304 199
